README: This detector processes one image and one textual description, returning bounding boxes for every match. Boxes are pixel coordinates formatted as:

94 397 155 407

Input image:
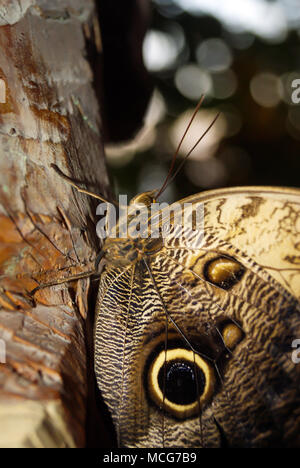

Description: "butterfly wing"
180 186 300 300
94 186 300 448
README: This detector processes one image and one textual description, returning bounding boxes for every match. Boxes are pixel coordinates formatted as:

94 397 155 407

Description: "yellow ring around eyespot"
148 348 215 419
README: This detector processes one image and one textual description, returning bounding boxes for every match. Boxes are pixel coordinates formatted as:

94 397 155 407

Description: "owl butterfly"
56 100 300 448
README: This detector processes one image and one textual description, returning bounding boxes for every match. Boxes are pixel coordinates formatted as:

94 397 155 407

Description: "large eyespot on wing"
147 348 215 419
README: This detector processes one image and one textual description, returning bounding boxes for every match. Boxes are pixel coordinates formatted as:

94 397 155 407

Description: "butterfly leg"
51 164 118 206
29 269 97 296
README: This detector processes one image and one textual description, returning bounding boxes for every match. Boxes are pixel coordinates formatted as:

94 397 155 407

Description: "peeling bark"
0 0 110 447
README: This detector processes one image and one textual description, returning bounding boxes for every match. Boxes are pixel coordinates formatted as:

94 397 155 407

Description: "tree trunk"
0 0 110 447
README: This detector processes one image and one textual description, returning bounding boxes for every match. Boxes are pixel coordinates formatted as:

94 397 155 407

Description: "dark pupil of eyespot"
158 360 205 405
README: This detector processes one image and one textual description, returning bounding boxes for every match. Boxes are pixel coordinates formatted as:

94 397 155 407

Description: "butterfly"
54 99 300 448
94 186 300 448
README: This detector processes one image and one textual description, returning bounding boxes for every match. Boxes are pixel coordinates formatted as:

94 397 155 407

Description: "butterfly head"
102 190 162 268
128 190 157 207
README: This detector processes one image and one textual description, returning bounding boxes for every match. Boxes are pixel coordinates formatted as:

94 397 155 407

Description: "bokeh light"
108 0 300 202
211 69 237 99
185 157 227 188
250 72 282 107
196 38 233 72
223 31 255 50
170 0 291 42
169 108 227 160
174 64 212 100
143 30 180 71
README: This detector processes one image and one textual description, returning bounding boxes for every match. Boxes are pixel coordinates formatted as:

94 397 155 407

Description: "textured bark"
0 0 110 447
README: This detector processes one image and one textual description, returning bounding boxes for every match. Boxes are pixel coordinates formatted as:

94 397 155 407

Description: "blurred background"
102 0 300 203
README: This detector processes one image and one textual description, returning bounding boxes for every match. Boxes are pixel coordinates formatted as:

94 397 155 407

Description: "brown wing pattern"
94 187 300 448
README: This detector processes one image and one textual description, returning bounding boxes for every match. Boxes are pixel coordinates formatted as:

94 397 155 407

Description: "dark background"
99 0 300 203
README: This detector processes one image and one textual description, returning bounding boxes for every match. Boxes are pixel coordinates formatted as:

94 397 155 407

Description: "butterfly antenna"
156 95 205 199
160 112 220 194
